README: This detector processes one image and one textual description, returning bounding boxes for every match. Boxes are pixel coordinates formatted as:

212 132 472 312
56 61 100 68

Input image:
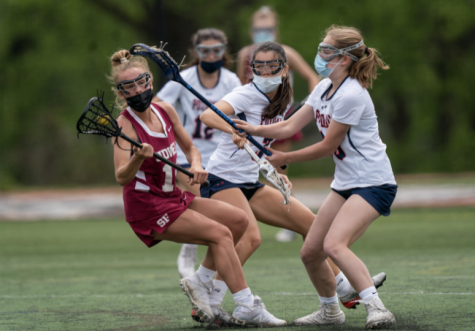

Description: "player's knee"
229 209 249 238
242 233 261 252
301 245 325 266
213 224 234 245
323 240 342 261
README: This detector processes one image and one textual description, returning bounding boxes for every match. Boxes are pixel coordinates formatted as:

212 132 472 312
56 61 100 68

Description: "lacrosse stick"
243 143 291 208
76 92 209 187
129 43 286 170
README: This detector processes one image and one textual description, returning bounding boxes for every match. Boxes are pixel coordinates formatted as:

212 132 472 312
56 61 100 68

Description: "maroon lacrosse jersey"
120 103 195 247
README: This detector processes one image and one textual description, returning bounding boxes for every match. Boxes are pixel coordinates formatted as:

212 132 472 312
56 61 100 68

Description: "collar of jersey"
196 65 221 90
321 75 350 101
252 82 271 103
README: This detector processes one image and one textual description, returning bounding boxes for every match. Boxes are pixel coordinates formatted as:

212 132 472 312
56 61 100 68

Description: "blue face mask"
252 31 276 44
200 59 223 73
314 54 342 77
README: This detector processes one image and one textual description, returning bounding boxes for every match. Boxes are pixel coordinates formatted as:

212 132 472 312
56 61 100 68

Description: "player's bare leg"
323 194 395 328
251 185 384 308
201 189 285 326
175 170 201 278
299 192 345 294
292 191 346 325
250 186 344 280
153 205 248 323
212 188 261 270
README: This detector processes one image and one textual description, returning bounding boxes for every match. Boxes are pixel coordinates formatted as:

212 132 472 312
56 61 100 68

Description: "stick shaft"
177 79 287 169
119 133 209 186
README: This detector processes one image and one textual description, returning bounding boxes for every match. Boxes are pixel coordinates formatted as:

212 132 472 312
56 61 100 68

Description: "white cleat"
275 228 297 242
177 244 197 278
361 296 396 329
232 295 287 327
179 273 214 323
340 272 387 309
293 303 345 325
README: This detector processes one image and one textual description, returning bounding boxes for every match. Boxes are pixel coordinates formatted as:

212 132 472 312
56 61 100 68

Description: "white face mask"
253 74 282 93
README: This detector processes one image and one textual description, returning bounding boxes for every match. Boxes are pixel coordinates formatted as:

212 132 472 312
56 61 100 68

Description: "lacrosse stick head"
77 92 121 139
129 43 184 83
258 160 292 209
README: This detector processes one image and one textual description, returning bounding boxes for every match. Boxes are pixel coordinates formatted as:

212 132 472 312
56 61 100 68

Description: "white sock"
335 272 352 297
359 286 378 301
196 265 216 283
318 294 339 305
232 287 254 307
209 280 228 306
184 244 197 249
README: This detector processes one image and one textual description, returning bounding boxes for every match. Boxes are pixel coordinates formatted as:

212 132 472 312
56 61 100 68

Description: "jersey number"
192 117 213 140
320 131 346 160
162 164 175 192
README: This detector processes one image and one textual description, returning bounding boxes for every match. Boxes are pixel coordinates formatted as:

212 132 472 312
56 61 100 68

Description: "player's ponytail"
350 46 389 89
252 42 293 119
326 25 389 89
108 49 153 109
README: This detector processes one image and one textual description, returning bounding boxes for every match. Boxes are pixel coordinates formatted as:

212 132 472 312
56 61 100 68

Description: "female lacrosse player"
152 28 242 278
237 6 320 242
109 49 286 327
200 41 385 326
235 26 397 329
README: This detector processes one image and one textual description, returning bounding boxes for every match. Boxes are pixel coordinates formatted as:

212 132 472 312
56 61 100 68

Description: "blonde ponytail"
326 25 389 89
349 47 389 89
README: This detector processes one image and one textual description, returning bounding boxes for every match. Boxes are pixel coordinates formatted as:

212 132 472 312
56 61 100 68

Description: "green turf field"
1 207 474 330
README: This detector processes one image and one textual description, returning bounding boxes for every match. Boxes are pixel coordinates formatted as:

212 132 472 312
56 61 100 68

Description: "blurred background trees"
1 0 474 188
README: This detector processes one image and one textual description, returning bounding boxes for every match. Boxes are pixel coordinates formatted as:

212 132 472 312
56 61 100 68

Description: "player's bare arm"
160 102 207 185
113 115 154 186
234 104 314 139
200 100 236 134
266 120 350 168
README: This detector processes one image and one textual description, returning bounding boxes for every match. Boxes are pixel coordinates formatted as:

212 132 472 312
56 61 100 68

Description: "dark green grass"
1 207 475 330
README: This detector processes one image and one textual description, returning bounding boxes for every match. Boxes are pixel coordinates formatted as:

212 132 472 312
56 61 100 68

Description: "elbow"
323 143 338 157
115 174 129 187
200 111 211 126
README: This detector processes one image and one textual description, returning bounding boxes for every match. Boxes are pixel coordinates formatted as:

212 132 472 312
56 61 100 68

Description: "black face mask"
200 59 223 73
126 89 154 113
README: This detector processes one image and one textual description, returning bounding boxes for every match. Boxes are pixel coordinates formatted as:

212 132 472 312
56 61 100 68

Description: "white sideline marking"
2 291 474 299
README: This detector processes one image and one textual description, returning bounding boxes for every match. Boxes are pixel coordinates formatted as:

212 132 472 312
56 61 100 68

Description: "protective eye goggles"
252 27 275 34
195 43 226 59
317 40 364 62
116 72 151 96
250 60 285 76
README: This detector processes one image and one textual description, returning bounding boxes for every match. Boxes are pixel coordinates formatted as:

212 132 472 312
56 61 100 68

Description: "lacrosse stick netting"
243 143 291 208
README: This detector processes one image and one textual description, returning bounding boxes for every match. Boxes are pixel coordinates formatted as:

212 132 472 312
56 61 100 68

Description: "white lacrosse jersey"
306 76 396 190
157 65 241 166
206 83 289 183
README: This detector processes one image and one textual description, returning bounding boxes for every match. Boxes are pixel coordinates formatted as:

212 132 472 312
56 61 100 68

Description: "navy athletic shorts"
200 174 264 201
332 184 398 216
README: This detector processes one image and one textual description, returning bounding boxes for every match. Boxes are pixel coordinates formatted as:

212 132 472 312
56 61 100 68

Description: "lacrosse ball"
97 115 111 126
